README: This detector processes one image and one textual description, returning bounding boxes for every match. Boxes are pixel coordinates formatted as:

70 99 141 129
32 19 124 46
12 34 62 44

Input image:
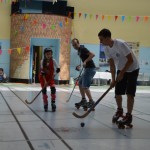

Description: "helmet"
44 48 53 55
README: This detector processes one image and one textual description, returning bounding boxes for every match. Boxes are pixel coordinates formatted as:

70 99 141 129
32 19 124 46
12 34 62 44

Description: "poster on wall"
99 44 109 68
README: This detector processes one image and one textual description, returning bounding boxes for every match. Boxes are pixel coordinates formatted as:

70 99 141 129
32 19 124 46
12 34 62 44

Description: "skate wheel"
76 106 80 109
83 107 88 111
126 124 133 129
118 124 125 129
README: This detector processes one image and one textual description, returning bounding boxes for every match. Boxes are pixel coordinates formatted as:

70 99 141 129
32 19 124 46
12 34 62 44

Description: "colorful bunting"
0 49 2 55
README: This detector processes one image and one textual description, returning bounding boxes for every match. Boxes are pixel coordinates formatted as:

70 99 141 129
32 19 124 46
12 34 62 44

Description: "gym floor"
0 83 150 150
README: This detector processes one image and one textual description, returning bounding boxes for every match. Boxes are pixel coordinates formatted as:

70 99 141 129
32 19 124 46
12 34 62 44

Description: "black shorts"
115 69 139 96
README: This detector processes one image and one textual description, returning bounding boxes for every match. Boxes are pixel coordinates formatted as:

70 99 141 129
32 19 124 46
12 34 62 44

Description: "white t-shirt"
104 39 139 72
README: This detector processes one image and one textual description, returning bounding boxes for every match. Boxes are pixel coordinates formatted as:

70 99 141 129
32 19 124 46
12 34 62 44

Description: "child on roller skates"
98 29 139 128
39 48 60 112
71 38 96 110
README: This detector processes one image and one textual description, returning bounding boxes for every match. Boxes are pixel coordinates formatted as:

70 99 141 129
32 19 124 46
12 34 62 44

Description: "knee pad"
51 87 56 94
42 88 47 95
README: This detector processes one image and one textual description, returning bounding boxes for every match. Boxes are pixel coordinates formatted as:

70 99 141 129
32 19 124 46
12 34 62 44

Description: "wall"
10 14 72 82
68 0 150 47
0 2 11 77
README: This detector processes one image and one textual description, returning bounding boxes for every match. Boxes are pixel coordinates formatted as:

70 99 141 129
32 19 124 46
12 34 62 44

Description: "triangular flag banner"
121 16 125 22
25 46 30 52
89 14 93 19
0 49 2 55
59 22 63 28
128 16 132 22
102 15 105 20
17 48 21 54
144 16 148 22
108 16 111 21
51 24 56 30
115 16 118 21
8 49 12 55
79 13 82 18
65 18 68 24
68 12 72 18
96 14 99 20
136 16 140 22
84 13 87 19
42 23 46 29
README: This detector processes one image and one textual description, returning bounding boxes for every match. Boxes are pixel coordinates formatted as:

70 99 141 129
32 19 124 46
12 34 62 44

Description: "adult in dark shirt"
71 38 96 109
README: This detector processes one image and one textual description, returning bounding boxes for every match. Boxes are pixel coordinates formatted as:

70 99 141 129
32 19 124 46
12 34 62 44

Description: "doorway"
32 46 42 83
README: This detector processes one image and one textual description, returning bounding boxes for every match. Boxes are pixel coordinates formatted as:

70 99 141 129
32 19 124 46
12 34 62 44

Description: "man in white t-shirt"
98 28 139 127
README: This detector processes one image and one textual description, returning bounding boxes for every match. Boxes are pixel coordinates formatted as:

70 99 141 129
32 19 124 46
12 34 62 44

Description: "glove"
75 65 81 71
56 68 60 73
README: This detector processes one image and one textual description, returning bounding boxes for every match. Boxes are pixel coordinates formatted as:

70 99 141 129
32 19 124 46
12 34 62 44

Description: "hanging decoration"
0 46 30 56
74 12 149 23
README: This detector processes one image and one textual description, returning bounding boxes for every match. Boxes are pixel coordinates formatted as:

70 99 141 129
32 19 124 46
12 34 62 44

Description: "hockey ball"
81 122 85 127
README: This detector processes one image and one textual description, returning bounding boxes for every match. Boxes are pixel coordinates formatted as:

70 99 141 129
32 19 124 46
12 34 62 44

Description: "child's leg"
51 86 56 112
42 87 48 112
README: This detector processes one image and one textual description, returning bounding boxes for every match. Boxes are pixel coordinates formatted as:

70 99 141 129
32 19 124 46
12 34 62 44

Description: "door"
32 46 42 83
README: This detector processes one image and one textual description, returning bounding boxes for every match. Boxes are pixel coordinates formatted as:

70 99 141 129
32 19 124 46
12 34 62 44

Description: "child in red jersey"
39 48 60 112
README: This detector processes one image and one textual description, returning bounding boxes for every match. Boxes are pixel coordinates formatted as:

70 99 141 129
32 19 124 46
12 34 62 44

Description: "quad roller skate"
83 100 95 111
117 113 133 129
112 108 124 124
51 101 56 112
75 98 87 109
44 104 48 112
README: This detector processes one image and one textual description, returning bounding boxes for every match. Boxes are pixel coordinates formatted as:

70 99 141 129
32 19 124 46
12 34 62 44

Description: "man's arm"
108 58 116 86
117 53 133 81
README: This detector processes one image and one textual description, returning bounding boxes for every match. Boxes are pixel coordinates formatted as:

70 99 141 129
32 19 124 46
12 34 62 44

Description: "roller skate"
43 95 48 112
44 104 48 112
75 98 87 109
117 113 133 129
83 100 95 111
112 108 123 124
51 101 56 112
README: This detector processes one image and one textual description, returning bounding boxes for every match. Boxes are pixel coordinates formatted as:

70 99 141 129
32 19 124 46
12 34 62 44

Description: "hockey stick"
25 79 51 104
66 68 83 103
72 86 112 118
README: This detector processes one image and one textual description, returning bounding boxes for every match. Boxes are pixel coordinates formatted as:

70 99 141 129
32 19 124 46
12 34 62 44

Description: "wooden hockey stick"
72 86 112 118
25 80 50 104
66 68 84 103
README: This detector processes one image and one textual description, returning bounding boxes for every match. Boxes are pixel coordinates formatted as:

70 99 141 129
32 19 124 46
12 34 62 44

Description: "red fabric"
39 58 55 87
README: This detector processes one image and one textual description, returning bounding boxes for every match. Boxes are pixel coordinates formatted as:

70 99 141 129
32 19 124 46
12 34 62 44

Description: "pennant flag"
59 22 63 28
14 30 18 36
65 18 68 24
42 23 46 29
96 14 99 20
33 20 37 25
89 14 93 19
0 49 2 55
25 46 30 52
115 16 118 21
51 25 56 30
68 12 72 18
127 16 132 22
79 13 82 18
108 16 111 21
84 13 87 19
102 15 105 20
20 26 24 32
8 49 12 55
136 16 140 22
23 14 29 21
121 16 125 22
17 48 21 54
144 16 148 22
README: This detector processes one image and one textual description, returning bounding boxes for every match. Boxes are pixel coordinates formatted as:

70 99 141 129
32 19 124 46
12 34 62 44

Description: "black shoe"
44 104 48 112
